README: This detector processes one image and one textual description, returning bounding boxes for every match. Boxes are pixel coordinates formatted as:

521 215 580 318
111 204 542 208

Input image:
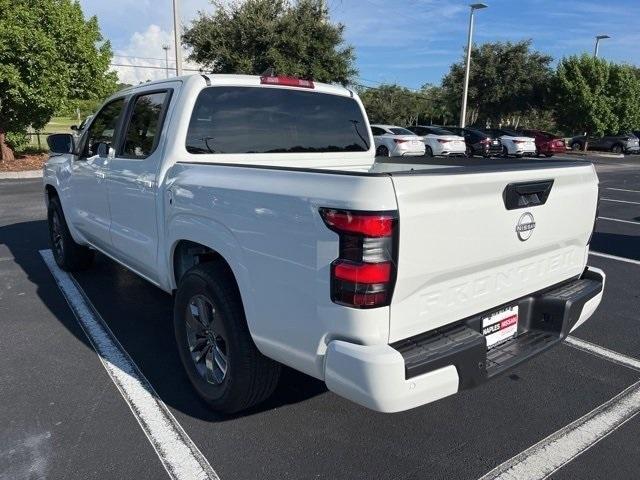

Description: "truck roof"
116 73 355 98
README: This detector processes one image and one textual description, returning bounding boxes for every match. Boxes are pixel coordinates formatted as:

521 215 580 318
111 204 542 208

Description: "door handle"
135 178 155 189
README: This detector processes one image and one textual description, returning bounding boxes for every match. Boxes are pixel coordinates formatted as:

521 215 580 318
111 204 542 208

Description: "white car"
485 129 537 157
407 125 466 157
371 124 425 157
44 74 604 414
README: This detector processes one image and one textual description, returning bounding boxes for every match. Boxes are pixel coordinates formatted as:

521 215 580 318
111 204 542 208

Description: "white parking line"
589 251 640 266
478 381 640 480
597 216 640 226
601 198 640 205
40 250 219 480
607 187 640 194
566 337 640 372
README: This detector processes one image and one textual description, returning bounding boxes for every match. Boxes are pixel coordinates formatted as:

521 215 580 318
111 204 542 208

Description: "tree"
441 40 553 127
553 55 619 138
0 0 116 161
609 64 640 133
183 0 357 84
359 85 424 126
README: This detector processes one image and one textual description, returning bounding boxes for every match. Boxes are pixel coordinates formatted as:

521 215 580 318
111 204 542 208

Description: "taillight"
480 138 491 145
319 208 398 308
513 140 526 144
437 139 450 144
394 139 408 144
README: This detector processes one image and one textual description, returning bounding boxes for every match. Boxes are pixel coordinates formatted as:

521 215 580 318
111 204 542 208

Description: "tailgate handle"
503 180 554 210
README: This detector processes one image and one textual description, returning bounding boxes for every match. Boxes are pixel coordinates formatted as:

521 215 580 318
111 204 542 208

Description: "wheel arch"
169 236 257 338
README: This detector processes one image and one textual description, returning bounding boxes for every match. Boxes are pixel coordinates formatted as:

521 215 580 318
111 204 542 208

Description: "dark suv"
444 126 502 157
569 133 640 154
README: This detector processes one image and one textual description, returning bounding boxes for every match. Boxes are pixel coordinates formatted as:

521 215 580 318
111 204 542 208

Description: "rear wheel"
502 145 509 157
47 196 94 271
465 145 473 158
544 154 554 158
376 145 390 157
425 145 433 157
571 142 582 151
173 262 281 414
611 144 623 154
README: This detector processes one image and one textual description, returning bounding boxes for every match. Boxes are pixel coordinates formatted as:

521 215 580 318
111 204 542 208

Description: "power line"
113 54 171 62
110 63 204 73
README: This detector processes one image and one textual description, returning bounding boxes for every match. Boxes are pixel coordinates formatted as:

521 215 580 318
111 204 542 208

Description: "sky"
79 0 640 89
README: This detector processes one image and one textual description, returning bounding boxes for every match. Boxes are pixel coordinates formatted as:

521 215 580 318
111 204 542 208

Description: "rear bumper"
324 267 605 413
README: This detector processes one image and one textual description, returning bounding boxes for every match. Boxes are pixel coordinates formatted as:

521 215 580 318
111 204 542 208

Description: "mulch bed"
0 153 48 172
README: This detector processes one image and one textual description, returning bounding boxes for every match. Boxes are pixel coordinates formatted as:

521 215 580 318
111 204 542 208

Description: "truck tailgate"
388 162 598 342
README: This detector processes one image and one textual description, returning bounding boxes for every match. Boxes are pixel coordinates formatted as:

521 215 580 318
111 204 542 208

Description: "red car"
519 129 566 157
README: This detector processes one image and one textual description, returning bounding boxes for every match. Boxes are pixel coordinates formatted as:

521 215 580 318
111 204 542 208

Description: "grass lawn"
46 116 77 133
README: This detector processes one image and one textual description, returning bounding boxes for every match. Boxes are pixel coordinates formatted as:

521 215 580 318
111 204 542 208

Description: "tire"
570 142 582 151
544 154 554 158
425 145 433 157
173 262 281 414
376 145 389 157
502 146 509 157
47 196 94 271
465 145 473 158
611 144 623 154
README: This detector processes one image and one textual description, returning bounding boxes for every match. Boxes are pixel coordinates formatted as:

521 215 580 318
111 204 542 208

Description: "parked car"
371 124 425 157
444 126 502 157
483 129 536 157
45 73 605 414
519 129 566 158
570 133 640 154
406 125 466 157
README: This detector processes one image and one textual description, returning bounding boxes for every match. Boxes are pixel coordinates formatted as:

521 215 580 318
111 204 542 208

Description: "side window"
122 91 170 159
371 127 385 136
84 98 125 158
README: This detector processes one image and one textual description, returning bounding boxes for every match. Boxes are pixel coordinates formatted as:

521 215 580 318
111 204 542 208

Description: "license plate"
482 306 519 349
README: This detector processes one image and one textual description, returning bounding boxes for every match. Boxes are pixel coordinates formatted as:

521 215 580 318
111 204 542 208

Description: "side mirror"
70 125 79 131
47 133 74 155
97 142 109 158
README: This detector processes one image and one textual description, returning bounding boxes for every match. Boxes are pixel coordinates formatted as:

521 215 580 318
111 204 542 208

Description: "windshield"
389 127 416 136
186 86 370 154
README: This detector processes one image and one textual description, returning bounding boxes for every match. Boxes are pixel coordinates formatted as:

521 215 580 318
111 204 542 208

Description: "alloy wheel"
185 294 228 385
51 211 64 260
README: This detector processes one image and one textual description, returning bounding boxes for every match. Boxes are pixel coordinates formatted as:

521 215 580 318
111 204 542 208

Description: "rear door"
106 88 174 281
387 162 598 342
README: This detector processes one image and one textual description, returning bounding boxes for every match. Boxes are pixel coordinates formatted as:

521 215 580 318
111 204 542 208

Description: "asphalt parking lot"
1 155 639 480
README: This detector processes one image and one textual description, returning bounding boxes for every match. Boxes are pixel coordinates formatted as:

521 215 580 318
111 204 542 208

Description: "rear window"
186 86 369 154
389 127 415 136
429 127 455 135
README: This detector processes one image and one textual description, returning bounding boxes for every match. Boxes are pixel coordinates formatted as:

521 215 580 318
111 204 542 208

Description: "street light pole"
594 34 610 58
172 0 183 76
162 45 170 78
459 3 488 128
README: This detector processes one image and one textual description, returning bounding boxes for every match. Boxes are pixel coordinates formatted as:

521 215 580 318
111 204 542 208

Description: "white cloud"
111 24 202 85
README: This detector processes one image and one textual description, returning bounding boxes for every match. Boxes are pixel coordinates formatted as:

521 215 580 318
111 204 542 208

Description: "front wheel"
611 144 623 154
173 262 281 414
47 196 94 271
570 142 582 151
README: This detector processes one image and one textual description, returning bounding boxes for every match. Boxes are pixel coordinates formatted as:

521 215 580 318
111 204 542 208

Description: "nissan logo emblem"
516 212 536 241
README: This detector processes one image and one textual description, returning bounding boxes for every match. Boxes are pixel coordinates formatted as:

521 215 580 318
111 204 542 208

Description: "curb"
562 151 625 159
0 170 43 180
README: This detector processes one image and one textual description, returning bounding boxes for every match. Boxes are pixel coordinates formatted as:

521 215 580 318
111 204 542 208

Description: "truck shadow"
590 231 640 261
1 220 327 423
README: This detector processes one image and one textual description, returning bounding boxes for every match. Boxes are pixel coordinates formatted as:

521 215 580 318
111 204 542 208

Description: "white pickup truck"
44 74 605 414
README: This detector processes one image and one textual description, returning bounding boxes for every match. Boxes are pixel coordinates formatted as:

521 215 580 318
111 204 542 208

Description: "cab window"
122 91 170 159
83 98 125 157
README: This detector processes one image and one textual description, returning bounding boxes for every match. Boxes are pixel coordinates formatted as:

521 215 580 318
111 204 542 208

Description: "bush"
5 131 30 152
